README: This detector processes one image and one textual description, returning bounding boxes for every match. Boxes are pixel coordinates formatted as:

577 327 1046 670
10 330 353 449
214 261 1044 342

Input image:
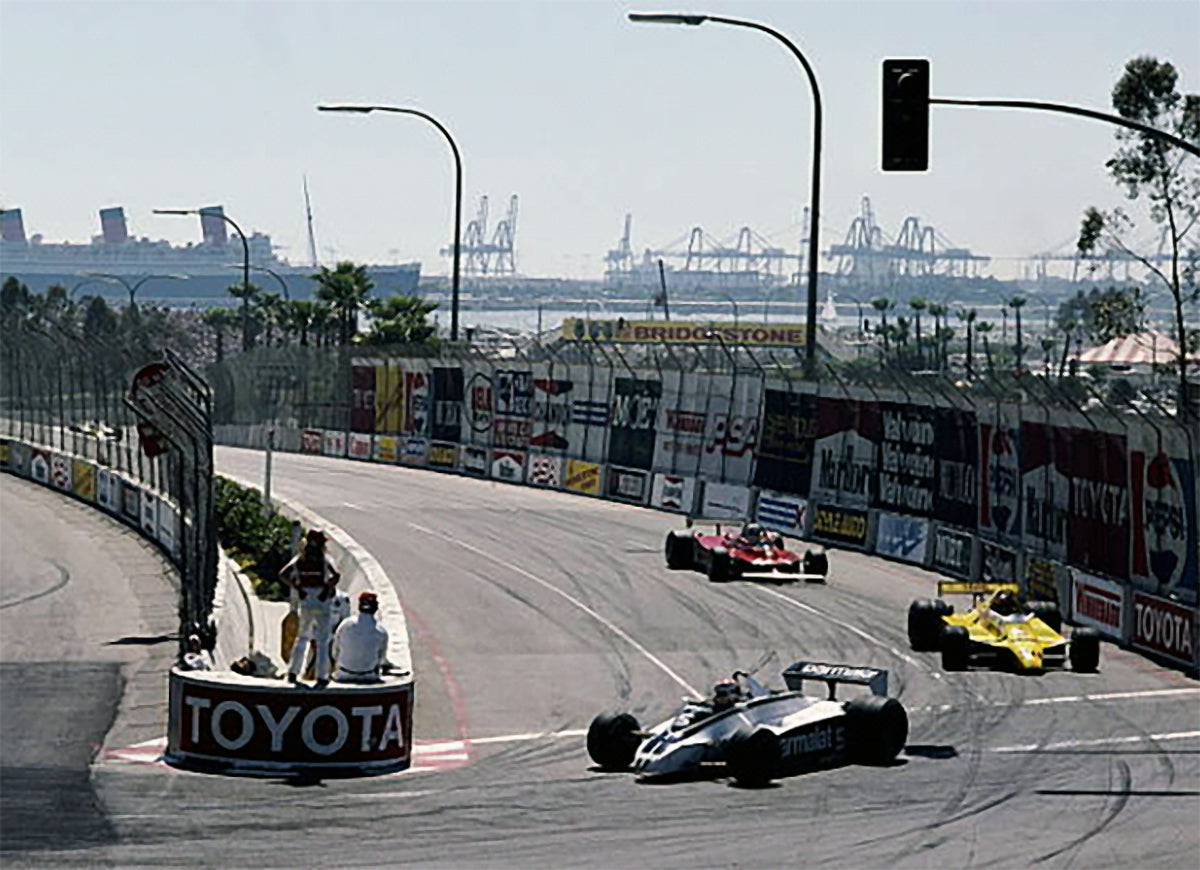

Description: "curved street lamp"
155 207 252 350
629 11 823 377
82 271 188 309
317 103 463 341
226 262 290 301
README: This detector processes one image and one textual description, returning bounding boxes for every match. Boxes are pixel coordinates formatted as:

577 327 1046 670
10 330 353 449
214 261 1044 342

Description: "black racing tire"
941 625 970 671
725 728 780 787
1028 601 1062 634
1069 627 1101 672
665 531 695 570
803 550 829 582
587 712 641 770
845 695 909 765
907 600 946 652
708 548 734 583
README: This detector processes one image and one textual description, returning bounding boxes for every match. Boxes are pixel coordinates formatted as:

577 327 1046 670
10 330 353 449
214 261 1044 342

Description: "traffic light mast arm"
930 96 1200 158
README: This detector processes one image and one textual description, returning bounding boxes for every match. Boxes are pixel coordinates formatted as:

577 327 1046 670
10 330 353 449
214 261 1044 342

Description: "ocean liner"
0 205 420 304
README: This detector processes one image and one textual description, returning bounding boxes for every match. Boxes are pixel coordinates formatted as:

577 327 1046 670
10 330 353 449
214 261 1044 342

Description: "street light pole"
317 103 463 341
155 208 252 350
83 272 187 309
227 263 290 301
629 11 823 377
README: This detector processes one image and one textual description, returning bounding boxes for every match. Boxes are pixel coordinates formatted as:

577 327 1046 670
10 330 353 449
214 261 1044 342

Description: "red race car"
665 520 829 583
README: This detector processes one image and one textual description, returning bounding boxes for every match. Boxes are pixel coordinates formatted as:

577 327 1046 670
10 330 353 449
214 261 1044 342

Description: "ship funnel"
199 205 228 246
99 206 129 244
0 208 27 244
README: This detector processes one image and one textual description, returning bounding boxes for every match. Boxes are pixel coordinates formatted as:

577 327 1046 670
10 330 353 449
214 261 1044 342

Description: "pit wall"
214 354 1199 675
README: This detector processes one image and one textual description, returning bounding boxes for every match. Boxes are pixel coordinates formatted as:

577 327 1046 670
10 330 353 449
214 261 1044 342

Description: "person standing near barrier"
282 529 341 688
333 591 389 683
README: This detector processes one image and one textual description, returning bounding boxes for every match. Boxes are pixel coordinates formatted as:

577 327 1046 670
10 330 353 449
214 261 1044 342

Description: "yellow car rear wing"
937 580 1020 597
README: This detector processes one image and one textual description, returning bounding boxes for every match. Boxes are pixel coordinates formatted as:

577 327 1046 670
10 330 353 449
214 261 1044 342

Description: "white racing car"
587 661 908 786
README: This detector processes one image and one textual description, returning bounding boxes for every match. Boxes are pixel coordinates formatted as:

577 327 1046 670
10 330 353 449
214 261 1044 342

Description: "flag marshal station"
562 318 809 348
167 667 414 775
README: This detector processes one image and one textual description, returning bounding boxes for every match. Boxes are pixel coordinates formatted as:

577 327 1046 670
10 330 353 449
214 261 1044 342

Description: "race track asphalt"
3 448 1198 869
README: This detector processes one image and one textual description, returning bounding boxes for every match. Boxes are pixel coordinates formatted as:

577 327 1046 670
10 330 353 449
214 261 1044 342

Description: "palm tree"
313 261 374 346
227 280 261 352
254 291 282 347
928 302 949 370
1010 295 1027 372
871 297 892 357
976 321 995 376
202 307 238 363
909 296 928 368
362 294 440 346
311 302 334 348
957 308 977 378
279 299 317 346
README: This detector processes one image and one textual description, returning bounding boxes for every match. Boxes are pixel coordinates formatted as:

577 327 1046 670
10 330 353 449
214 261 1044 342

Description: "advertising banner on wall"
754 490 808 537
607 466 649 504
350 365 376 433
1023 556 1071 608
565 460 602 495
608 377 661 470
1131 590 1197 669
121 480 140 522
700 481 751 520
465 369 494 446
1066 428 1129 580
71 459 95 501
753 389 817 496
811 503 871 549
932 525 975 579
158 501 180 559
650 473 697 513
0 439 7 467
568 370 611 463
878 403 937 518
698 375 761 486
427 442 458 470
530 373 574 452
459 445 488 476
491 449 525 483
404 367 430 436
528 454 562 487
8 442 30 477
491 368 533 451
652 371 706 475
933 408 978 527
30 447 50 483
810 398 878 509
981 540 1018 584
348 433 372 460
374 435 399 463
561 318 809 348
323 430 346 458
97 468 114 511
300 429 323 455
141 490 158 536
1072 571 1125 639
430 367 464 444
876 513 931 565
979 406 1021 545
1019 421 1069 561
48 453 71 491
401 437 427 466
374 363 405 433
1130 437 1198 598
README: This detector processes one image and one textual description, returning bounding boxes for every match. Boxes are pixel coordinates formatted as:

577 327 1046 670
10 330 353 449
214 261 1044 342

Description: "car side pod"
941 624 970 671
587 712 642 770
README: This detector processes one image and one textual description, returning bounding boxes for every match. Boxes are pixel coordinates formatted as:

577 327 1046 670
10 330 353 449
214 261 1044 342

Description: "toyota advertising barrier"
1131 591 1198 671
167 670 414 774
1073 571 1125 640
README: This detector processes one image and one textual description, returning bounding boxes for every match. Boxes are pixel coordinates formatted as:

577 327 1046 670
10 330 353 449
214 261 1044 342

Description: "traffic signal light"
882 59 930 171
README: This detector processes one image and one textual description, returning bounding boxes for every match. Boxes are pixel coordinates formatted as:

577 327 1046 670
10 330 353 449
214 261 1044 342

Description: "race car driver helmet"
740 523 764 544
991 590 1020 616
712 680 741 709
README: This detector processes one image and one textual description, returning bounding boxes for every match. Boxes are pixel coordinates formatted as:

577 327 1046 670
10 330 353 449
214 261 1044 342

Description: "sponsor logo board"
981 540 1018 584
492 450 525 482
459 445 488 476
1131 591 1197 668
755 491 807 536
606 467 648 504
1072 571 1125 639
373 435 399 463
932 526 975 579
651 474 696 513
71 459 96 501
323 431 346 458
565 460 601 494
401 437 427 466
875 513 930 565
811 504 870 549
300 429 323 455
348 433 372 460
427 442 458 469
701 482 750 519
528 455 562 487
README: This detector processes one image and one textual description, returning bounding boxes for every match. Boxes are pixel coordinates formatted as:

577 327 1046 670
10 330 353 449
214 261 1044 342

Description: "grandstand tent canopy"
1074 330 1198 365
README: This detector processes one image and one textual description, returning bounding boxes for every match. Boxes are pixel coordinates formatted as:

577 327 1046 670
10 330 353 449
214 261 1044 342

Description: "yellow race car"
907 582 1100 672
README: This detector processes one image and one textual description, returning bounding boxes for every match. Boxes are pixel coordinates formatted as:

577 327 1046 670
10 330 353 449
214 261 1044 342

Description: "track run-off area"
5 445 1199 869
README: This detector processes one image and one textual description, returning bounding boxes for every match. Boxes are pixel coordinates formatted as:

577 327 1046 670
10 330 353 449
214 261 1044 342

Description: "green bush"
214 476 298 601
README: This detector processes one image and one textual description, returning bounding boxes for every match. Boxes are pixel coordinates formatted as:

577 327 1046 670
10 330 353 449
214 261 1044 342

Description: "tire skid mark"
1035 759 1132 864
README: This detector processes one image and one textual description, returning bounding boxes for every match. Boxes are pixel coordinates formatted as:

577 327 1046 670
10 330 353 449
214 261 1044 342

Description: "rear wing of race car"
684 516 745 532
937 580 1020 598
782 661 889 699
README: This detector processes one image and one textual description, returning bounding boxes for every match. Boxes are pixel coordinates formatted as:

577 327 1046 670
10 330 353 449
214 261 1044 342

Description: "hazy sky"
2 0 1196 281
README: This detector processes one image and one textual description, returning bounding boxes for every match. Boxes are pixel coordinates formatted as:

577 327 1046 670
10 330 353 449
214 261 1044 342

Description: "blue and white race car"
587 661 908 786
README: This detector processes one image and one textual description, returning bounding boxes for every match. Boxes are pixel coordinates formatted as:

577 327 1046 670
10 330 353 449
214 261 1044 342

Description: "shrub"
214 476 298 601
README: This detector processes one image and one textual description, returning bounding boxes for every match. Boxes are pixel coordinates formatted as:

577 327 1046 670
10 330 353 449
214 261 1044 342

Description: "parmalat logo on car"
780 724 845 759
